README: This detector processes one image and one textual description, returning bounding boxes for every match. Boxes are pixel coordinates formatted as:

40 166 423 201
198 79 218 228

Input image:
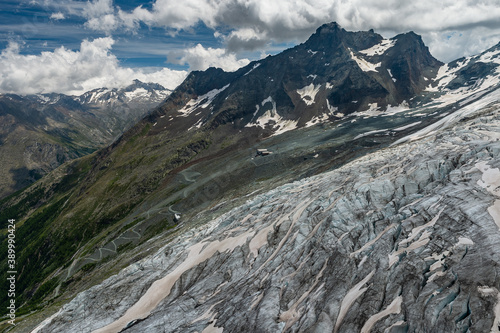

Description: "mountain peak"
393 31 425 45
315 21 344 34
308 21 348 43
144 23 446 137
305 22 383 52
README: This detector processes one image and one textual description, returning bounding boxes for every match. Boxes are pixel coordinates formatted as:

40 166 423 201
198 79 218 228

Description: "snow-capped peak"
75 80 171 105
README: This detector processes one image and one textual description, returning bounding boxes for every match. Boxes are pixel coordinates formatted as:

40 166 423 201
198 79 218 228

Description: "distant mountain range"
3 22 500 333
0 79 171 198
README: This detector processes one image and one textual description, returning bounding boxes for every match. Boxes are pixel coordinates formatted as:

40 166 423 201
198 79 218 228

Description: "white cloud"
83 0 114 18
117 6 155 30
150 0 219 30
30 0 87 17
225 28 269 52
425 28 500 62
0 38 187 95
82 0 119 34
168 44 250 71
80 0 500 62
132 68 188 90
50 12 65 20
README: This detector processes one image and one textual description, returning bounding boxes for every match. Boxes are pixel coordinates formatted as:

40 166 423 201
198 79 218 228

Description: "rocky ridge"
73 79 170 106
32 87 500 332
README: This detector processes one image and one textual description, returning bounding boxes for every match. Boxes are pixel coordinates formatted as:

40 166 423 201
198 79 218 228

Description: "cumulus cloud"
49 12 65 20
224 28 269 52
80 0 500 62
150 0 218 30
117 6 155 31
83 0 119 33
168 44 250 71
0 38 187 95
425 28 500 62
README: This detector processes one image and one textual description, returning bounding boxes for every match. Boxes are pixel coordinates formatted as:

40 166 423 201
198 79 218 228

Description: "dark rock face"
150 22 443 136
383 32 442 100
32 96 500 333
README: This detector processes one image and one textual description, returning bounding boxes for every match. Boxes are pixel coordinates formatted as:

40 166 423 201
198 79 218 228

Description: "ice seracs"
475 161 500 230
360 296 402 333
31 99 500 332
334 270 375 333
477 286 500 333
23 24 500 333
393 88 500 145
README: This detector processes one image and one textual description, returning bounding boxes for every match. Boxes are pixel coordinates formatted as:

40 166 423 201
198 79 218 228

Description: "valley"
0 80 171 199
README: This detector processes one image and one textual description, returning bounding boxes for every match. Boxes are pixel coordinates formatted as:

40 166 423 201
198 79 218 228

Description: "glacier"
32 91 500 333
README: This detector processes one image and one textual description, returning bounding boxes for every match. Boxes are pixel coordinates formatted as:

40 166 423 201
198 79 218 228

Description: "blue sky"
0 0 220 69
1 0 500 95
